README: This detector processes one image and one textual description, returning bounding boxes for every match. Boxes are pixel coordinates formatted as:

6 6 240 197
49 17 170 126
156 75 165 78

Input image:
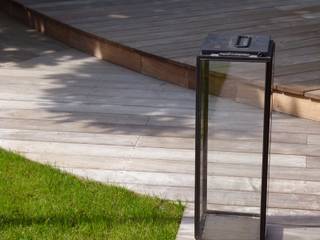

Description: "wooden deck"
2 0 320 121
1 11 320 240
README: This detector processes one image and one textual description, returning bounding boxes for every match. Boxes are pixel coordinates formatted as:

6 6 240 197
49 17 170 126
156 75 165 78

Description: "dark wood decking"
2 0 320 120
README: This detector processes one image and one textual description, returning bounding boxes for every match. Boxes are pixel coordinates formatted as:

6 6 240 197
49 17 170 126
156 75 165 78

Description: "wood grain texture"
2 0 320 121
1 10 320 240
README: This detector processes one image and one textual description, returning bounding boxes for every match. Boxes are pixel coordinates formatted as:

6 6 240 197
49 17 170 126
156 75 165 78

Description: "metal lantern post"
195 34 275 240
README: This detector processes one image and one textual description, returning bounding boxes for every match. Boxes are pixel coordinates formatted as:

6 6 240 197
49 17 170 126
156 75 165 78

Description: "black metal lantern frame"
195 34 275 240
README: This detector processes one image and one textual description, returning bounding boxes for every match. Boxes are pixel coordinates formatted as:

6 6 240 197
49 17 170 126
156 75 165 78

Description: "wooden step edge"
233 81 320 121
1 0 196 89
273 90 320 122
2 0 320 121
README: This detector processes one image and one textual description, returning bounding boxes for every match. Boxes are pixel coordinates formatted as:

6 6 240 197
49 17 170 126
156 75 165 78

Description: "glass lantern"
195 34 275 240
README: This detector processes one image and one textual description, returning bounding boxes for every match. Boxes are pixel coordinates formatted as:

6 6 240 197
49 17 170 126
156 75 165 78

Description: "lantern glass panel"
202 61 268 240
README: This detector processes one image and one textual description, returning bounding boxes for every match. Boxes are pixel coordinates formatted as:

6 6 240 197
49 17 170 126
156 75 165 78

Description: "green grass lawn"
0 148 184 240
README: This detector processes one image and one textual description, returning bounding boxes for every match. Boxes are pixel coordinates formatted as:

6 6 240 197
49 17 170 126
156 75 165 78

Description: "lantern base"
202 212 261 240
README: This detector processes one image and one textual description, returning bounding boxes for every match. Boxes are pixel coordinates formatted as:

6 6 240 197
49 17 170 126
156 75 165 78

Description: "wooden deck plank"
305 89 320 101
0 139 307 167
21 152 320 181
3 0 320 98
1 10 320 240
4 0 320 123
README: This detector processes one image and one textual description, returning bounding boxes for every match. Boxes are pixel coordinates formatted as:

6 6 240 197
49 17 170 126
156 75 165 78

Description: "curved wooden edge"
2 0 320 121
274 91 320 121
1 0 196 89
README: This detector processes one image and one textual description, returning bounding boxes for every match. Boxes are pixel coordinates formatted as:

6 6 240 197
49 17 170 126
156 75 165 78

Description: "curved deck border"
2 0 320 121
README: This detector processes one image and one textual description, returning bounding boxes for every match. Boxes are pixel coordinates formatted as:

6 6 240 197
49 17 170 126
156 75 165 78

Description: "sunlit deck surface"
5 0 320 100
1 11 320 240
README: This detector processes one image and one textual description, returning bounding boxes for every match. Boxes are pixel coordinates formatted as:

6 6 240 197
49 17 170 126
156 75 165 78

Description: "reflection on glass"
203 61 267 240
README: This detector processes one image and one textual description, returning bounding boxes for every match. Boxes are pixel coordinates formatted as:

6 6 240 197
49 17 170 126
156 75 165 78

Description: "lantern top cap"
200 33 273 59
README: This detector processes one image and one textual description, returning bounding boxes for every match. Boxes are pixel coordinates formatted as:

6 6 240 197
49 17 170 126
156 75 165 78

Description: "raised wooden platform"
1 12 320 240
2 0 320 121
